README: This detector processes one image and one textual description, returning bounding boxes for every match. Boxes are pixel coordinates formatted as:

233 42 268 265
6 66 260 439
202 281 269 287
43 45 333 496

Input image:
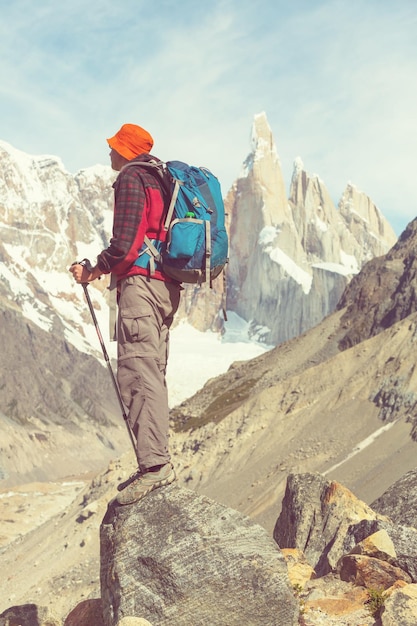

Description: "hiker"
70 123 181 505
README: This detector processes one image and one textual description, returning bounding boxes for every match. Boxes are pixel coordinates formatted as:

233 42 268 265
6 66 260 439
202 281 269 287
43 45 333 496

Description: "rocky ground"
0 435 410 625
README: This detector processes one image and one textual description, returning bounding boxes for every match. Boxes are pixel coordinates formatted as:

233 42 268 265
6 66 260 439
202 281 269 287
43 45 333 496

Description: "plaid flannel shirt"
97 153 168 282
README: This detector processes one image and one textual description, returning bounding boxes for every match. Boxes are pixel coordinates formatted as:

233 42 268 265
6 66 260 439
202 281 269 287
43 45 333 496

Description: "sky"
0 0 416 235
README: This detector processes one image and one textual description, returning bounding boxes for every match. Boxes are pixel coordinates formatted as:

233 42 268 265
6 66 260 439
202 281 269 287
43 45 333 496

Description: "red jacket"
97 153 169 282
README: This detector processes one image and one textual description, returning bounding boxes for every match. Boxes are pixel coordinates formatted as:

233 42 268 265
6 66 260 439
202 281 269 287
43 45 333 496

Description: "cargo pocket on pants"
118 306 154 358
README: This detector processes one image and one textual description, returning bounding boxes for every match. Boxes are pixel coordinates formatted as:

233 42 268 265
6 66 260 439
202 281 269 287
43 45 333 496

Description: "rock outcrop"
275 473 417 586
274 472 417 624
273 473 389 576
100 485 299 626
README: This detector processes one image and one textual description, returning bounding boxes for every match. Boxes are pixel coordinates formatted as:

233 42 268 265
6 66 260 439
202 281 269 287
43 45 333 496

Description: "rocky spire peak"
226 115 397 344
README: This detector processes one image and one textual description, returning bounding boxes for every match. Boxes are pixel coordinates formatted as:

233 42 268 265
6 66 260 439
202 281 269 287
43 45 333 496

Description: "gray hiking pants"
116 274 181 471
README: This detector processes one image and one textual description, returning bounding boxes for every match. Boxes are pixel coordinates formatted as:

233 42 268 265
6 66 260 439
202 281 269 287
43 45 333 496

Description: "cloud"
0 0 416 234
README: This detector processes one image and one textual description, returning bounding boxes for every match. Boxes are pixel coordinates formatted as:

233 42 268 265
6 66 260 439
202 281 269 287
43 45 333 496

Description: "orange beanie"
107 123 154 160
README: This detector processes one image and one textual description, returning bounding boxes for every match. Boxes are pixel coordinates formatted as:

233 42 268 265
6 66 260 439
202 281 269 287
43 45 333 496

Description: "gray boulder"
371 468 417 527
100 485 298 626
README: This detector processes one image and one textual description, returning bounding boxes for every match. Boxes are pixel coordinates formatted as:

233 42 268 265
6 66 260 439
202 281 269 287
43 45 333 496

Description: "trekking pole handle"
70 258 101 283
78 257 94 281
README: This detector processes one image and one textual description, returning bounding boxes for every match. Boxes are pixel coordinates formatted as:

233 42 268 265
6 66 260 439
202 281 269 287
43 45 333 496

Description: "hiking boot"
117 468 142 492
116 463 176 505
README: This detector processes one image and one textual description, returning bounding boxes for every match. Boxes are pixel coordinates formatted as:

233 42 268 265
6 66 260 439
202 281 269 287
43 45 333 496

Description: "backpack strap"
135 236 163 276
144 236 162 274
163 178 182 231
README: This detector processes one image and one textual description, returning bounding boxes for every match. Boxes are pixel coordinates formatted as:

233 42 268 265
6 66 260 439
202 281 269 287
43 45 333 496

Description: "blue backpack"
129 160 229 285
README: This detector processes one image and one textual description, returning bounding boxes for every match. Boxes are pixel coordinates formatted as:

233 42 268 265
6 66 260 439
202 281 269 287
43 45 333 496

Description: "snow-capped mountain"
0 139 116 356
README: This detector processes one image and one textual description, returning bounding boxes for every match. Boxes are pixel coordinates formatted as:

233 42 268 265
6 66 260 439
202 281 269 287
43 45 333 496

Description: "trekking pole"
75 259 139 464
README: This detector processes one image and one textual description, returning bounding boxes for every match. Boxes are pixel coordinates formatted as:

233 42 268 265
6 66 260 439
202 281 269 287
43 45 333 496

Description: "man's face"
109 148 128 171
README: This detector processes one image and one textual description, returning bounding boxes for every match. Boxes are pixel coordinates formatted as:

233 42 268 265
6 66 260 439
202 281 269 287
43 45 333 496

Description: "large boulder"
100 485 299 626
273 472 387 575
